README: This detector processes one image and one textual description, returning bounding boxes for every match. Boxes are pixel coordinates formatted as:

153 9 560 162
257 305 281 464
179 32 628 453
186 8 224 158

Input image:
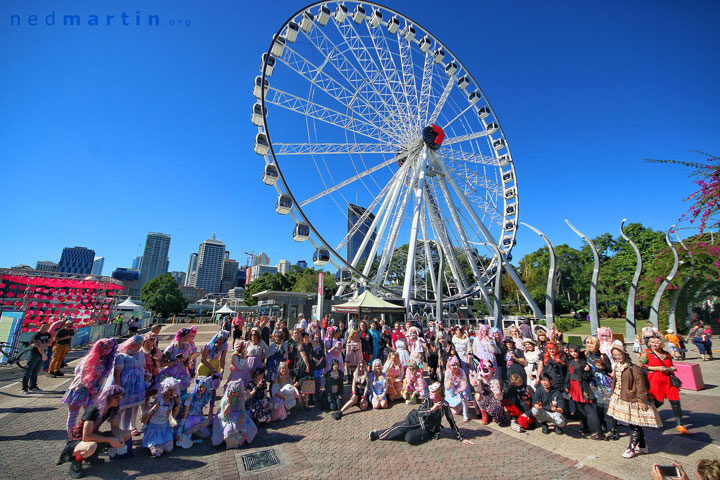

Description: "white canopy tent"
117 297 141 310
215 304 236 314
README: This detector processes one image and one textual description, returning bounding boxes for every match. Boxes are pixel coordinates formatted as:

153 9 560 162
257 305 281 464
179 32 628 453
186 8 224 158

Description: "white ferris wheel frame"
253 1 540 315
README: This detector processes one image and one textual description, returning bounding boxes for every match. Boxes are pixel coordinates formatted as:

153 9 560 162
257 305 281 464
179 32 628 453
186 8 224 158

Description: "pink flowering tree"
645 151 719 233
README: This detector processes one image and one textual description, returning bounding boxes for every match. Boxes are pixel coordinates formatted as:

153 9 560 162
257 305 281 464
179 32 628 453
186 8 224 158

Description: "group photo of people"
42 312 719 479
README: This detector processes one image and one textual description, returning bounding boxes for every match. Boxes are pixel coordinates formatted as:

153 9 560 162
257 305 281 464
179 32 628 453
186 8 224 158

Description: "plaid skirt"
607 397 662 428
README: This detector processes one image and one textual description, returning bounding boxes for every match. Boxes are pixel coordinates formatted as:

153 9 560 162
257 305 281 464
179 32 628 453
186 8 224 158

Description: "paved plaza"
0 323 718 480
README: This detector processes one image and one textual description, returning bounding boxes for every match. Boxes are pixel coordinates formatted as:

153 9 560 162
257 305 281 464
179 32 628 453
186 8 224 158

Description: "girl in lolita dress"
212 379 258 449
61 338 117 432
141 378 181 457
176 376 213 449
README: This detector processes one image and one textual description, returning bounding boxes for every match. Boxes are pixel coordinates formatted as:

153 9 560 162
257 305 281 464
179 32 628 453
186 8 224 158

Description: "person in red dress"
640 337 689 434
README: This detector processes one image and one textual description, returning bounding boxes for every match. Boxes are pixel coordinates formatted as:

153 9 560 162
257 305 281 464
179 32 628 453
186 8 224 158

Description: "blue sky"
1 0 718 276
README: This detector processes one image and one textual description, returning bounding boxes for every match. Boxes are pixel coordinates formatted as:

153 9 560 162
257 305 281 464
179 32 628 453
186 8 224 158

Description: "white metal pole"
402 148 428 309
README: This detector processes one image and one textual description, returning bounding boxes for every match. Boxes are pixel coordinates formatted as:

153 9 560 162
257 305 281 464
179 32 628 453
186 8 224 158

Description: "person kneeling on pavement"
57 385 132 478
368 382 475 446
532 373 566 435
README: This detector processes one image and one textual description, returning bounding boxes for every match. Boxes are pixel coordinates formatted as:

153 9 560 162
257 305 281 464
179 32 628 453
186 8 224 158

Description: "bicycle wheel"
14 349 30 370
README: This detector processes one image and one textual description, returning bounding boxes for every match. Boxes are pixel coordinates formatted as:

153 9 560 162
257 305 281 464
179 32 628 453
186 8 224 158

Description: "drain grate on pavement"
241 449 280 472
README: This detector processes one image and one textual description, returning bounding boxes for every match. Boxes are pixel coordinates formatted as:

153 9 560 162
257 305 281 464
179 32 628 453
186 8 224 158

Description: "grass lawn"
561 317 639 337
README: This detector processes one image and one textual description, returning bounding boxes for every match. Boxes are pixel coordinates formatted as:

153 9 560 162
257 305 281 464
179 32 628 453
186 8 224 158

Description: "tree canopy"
140 274 189 318
242 267 337 306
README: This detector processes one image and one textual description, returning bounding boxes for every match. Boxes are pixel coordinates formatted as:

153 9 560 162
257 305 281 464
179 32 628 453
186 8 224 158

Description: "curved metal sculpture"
649 225 679 329
520 222 556 326
478 242 504 328
566 219 600 335
620 219 643 343
668 277 691 333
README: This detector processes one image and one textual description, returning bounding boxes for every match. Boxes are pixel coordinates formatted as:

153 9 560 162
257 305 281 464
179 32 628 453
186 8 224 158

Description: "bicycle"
0 340 31 369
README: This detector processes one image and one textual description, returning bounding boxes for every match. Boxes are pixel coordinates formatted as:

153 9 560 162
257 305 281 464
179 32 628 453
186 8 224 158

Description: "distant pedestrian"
22 322 51 394
49 319 76 377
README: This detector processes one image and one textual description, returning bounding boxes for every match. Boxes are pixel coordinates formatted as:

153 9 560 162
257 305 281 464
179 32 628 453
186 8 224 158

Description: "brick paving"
0 379 615 480
2 323 716 480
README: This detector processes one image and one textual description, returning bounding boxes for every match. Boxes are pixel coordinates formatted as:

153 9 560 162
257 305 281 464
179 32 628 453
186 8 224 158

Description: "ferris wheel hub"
422 124 445 150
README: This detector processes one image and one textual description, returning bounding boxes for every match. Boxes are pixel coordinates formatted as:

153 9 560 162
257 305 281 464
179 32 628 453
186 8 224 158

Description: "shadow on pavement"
0 406 55 414
0 428 67 441
83 457 208 479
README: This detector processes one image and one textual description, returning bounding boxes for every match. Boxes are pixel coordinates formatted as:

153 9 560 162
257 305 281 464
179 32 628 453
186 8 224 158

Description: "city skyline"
1 1 718 281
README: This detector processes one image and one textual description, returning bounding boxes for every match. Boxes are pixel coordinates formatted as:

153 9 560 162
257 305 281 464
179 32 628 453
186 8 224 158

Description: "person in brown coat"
606 345 661 459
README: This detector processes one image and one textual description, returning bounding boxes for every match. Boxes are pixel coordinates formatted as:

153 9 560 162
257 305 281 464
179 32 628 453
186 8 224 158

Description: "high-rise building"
237 268 247 288
193 234 225 293
132 256 142 271
169 271 186 285
250 264 277 282
112 268 141 298
91 257 105 276
253 252 270 267
276 259 291 275
296 260 308 269
220 258 239 293
35 260 58 272
139 232 171 288
58 246 95 274
347 204 376 264
185 253 198 286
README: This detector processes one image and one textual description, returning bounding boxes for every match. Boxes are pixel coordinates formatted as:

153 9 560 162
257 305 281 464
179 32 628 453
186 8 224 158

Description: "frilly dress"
182 393 210 435
159 342 192 392
224 353 251 390
61 359 110 408
115 351 146 408
395 339 411 367
211 395 257 446
143 401 177 448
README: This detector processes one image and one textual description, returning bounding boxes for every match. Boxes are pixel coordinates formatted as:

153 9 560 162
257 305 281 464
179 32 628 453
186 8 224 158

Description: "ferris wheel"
252 1 520 310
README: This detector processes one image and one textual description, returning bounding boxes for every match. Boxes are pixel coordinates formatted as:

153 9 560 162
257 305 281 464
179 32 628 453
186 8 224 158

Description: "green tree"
140 274 189 317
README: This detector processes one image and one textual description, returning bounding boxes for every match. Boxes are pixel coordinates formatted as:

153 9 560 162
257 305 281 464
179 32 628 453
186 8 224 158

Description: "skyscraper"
58 246 95 274
253 252 270 266
185 253 198 286
169 271 187 285
276 259 291 275
35 260 58 272
132 256 142 271
347 204 376 264
91 257 105 276
193 234 225 293
220 258 239 293
139 232 171 288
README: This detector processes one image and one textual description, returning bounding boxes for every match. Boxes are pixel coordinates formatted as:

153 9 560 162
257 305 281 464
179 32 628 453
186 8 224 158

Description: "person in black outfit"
22 322 51 394
503 338 527 385
369 382 475 446
564 344 604 439
321 360 344 411
57 385 131 478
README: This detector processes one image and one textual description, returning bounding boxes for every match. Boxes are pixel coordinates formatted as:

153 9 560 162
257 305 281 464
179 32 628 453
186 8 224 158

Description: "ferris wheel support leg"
441 169 545 321
336 166 406 297
420 215 438 298
402 150 429 310
436 175 495 312
375 153 425 286
477 242 504 329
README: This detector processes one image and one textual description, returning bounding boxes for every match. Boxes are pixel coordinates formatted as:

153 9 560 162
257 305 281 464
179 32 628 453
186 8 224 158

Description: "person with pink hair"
158 327 194 393
596 327 624 367
444 356 470 422
472 324 498 372
402 359 428 404
112 335 146 435
61 338 118 432
224 339 250 391
324 326 344 374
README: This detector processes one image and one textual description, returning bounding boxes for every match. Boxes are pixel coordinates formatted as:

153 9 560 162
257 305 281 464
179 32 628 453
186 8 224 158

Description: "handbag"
650 351 682 388
300 379 316 395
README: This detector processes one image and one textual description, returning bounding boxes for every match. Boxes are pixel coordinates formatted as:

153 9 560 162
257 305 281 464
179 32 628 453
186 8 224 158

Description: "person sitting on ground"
531 372 566 435
141 378 181 457
503 373 535 432
57 385 131 479
320 360 344 411
369 382 475 446
332 362 369 420
176 376 214 449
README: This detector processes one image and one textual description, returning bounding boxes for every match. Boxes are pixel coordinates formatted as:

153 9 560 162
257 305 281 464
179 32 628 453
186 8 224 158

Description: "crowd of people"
24 312 715 479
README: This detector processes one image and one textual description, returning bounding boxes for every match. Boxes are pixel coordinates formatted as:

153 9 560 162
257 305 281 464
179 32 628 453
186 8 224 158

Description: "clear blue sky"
1 0 718 275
